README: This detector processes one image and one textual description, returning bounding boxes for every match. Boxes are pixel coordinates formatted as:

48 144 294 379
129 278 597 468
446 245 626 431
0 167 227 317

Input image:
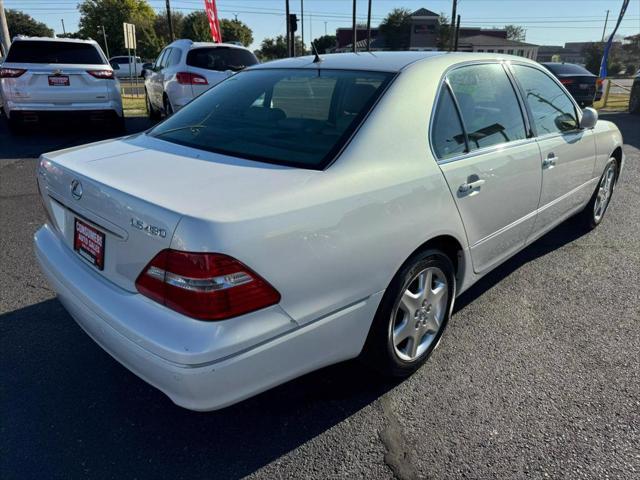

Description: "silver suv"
0 37 123 131
144 39 258 118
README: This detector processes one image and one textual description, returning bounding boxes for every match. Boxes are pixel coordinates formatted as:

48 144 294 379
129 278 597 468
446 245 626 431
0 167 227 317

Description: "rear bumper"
4 100 123 118
34 225 381 411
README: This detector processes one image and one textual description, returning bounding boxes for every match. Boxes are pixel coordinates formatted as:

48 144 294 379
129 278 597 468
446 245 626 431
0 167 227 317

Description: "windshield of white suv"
149 68 394 169
186 47 258 72
6 41 105 64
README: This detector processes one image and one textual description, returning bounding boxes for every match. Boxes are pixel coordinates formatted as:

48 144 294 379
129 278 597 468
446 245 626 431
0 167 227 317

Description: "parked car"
109 55 144 78
0 37 123 131
144 39 258 118
629 70 640 114
541 62 602 107
34 52 624 411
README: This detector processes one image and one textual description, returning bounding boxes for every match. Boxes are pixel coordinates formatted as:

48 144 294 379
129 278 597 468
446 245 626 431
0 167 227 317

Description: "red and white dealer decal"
74 218 105 270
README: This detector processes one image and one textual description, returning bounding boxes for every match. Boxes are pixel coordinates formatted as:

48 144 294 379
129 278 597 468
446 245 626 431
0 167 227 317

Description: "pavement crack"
379 395 422 480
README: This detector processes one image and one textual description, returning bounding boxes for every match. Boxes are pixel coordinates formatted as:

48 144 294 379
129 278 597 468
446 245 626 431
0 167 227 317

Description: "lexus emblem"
70 179 83 200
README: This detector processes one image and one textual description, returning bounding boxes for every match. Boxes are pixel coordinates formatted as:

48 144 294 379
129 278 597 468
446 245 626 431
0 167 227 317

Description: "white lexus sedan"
34 52 624 411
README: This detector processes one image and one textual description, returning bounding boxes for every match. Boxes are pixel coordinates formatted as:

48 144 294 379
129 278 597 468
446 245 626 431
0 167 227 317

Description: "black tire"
163 95 174 117
360 249 456 377
579 158 617 230
146 90 160 120
629 91 640 114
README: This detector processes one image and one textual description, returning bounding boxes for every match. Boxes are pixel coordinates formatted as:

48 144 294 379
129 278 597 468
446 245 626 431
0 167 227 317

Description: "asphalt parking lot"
1 114 639 479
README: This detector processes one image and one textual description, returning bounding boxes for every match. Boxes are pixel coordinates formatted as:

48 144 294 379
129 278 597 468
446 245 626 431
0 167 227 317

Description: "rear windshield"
149 69 393 169
6 41 105 64
543 63 592 76
186 47 258 72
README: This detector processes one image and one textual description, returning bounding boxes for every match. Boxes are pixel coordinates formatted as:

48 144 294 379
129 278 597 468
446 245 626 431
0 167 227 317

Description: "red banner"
204 0 222 43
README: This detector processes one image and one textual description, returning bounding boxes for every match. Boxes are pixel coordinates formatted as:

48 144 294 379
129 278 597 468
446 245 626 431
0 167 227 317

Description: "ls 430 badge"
130 218 167 238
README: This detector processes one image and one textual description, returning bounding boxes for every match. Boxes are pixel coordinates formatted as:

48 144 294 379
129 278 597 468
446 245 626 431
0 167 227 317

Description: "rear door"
186 47 258 97
433 63 542 274
4 41 110 105
510 64 596 235
148 48 170 105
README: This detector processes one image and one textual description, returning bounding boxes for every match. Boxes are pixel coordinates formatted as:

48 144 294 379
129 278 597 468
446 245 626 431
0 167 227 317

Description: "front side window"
431 86 466 159
447 63 527 151
149 69 393 169
6 41 105 64
512 65 578 135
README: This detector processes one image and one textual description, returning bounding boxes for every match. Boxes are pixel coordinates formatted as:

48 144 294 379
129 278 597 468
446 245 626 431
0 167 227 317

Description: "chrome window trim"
428 59 531 165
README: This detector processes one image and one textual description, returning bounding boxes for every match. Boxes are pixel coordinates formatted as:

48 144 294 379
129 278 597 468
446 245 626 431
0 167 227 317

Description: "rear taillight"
560 78 574 85
176 72 208 85
0 68 26 78
87 70 115 79
596 78 603 88
135 250 281 321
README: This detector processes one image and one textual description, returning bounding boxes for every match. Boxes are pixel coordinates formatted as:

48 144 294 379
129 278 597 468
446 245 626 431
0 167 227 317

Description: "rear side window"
149 69 393 169
6 41 105 64
432 87 467 159
447 64 526 151
167 48 182 67
187 47 258 72
512 65 578 135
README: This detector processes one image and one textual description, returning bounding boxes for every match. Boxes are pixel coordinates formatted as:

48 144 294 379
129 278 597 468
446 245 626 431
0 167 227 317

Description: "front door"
510 64 597 234
433 63 543 274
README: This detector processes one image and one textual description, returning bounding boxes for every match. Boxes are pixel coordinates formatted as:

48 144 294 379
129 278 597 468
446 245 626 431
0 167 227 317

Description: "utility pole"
366 0 372 51
601 9 610 42
352 0 356 53
300 0 304 54
454 15 460 51
285 0 291 57
324 21 327 36
166 0 174 41
449 0 458 51
99 25 110 58
0 0 11 57
61 19 66 35
309 13 312 47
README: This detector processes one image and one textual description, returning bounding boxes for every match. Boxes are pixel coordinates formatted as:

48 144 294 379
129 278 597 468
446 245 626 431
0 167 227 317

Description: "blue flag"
600 0 630 79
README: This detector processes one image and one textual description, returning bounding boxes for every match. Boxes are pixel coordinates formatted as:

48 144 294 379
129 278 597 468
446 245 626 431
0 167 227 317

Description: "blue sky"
4 0 640 50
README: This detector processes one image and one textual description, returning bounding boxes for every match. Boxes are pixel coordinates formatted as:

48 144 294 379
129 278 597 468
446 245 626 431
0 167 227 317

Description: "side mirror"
580 107 598 130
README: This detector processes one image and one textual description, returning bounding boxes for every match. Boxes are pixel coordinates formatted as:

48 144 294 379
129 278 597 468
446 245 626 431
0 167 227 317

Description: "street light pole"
366 0 372 51
61 19 66 35
99 25 110 58
285 0 291 57
449 0 458 51
166 0 174 41
0 0 11 57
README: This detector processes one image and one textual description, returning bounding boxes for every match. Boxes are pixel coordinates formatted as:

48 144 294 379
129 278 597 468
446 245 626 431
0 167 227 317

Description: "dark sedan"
542 62 603 107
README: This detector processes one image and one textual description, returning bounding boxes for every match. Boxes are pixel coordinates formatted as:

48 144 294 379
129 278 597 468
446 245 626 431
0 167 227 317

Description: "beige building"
457 35 539 59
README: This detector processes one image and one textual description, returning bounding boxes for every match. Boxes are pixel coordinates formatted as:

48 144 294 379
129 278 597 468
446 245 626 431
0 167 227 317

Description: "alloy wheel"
390 266 449 362
593 163 616 223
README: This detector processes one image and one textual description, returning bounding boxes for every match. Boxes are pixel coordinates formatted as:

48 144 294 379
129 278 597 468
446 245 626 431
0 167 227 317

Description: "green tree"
220 19 253 46
505 25 526 42
181 11 211 42
583 43 604 75
78 0 161 59
436 13 452 50
258 35 304 60
57 32 87 39
154 11 185 44
379 8 412 51
312 34 336 54
6 9 54 37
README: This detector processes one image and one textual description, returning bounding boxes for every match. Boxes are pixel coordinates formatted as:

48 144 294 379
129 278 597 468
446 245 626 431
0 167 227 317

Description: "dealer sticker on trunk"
74 218 105 270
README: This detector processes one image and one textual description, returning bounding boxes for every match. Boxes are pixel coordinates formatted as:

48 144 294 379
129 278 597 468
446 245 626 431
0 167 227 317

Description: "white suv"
0 37 123 131
144 39 258 118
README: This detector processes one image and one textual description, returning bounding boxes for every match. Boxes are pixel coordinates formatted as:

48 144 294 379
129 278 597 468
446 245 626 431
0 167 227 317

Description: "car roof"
167 39 252 51
249 51 539 73
11 36 99 46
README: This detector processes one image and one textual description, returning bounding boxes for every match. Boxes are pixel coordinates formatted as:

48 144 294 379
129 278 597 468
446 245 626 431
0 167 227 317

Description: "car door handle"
543 153 558 169
458 178 486 194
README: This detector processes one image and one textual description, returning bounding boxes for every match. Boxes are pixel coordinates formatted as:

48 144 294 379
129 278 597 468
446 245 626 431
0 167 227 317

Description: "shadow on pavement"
0 115 157 159
0 298 397 479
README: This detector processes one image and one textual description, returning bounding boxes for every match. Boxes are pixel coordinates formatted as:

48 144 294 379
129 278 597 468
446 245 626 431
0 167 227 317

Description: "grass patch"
594 94 629 112
122 95 146 117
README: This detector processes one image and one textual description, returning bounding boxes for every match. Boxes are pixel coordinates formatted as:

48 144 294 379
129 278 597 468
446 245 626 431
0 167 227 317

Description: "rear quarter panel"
170 62 468 326
592 119 624 178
